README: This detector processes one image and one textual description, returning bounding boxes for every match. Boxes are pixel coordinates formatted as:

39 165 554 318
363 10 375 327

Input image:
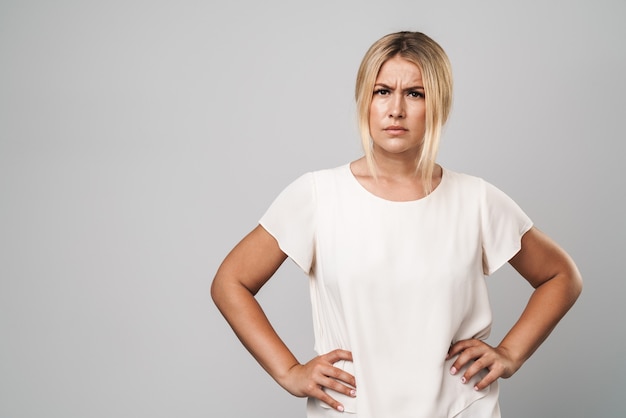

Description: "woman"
211 31 582 417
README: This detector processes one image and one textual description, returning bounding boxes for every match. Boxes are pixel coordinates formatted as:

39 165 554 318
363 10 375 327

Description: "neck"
369 146 421 179
350 155 442 202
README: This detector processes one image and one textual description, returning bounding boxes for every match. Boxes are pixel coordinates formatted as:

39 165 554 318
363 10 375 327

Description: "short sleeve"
259 173 316 274
481 180 533 275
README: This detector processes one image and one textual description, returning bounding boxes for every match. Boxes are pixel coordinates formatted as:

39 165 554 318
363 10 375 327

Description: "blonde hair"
355 31 453 193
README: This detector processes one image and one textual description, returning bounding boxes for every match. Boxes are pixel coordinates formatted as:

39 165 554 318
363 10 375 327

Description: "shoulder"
443 168 521 205
441 167 487 193
311 163 350 178
303 163 351 187
275 164 350 196
442 167 478 181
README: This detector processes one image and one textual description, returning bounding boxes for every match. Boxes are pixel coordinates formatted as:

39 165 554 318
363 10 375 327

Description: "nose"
388 94 405 119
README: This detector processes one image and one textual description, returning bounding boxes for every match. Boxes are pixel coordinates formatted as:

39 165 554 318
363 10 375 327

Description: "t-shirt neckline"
344 163 447 204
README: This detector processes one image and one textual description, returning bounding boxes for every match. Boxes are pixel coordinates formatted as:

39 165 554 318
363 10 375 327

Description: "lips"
384 126 407 135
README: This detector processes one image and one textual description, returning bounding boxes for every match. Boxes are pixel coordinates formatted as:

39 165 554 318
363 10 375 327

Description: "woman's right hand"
278 349 356 412
212 228 355 411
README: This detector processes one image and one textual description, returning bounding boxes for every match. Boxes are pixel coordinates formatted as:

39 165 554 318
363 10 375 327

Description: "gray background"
1 0 624 417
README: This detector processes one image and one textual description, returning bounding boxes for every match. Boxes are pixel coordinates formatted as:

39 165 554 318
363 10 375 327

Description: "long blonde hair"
355 31 453 193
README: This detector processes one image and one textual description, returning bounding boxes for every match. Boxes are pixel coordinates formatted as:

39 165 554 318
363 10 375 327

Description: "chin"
373 141 420 156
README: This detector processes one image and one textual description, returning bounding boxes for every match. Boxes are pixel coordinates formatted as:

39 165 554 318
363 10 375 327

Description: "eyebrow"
374 83 425 92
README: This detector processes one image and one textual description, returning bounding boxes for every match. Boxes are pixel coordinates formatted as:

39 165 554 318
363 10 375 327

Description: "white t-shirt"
259 164 533 418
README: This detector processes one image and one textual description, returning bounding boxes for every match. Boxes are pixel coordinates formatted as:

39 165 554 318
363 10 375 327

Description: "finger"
447 339 479 359
324 349 353 363
450 355 471 377
324 364 356 388
473 367 501 391
311 386 347 412
320 375 357 397
461 355 490 384
450 344 484 375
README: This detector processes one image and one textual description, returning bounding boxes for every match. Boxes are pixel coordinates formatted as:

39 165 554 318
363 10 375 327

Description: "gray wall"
1 0 624 417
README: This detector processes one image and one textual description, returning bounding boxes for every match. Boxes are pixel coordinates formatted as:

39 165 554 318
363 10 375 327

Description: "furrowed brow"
374 83 424 92
403 85 424 93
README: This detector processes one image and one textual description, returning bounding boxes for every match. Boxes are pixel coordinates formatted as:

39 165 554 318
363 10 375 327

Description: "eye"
373 89 390 96
408 91 425 98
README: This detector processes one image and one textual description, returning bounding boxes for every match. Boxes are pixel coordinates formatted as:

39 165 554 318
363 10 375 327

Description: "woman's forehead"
375 56 423 84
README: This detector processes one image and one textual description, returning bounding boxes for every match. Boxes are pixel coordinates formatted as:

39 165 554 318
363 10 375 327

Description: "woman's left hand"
446 339 522 391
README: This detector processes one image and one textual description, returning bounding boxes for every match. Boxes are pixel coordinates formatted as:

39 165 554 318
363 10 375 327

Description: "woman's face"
369 55 426 159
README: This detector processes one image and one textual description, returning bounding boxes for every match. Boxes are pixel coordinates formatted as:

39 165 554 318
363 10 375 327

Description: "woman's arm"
211 225 356 411
447 226 583 390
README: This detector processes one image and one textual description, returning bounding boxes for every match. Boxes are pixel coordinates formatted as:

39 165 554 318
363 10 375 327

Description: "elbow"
210 269 249 312
210 273 225 308
571 267 583 300
564 259 583 306
210 277 219 306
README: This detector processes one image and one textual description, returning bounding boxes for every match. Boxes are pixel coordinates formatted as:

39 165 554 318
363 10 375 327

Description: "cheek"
410 105 426 124
369 101 386 121
367 107 377 128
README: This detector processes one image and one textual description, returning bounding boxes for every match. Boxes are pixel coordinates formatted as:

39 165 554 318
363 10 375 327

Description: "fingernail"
450 367 457 375
474 385 480 391
350 389 356 397
460 376 467 384
337 405 344 412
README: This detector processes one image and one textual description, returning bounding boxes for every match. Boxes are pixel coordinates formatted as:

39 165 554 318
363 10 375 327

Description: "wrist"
496 343 526 372
273 361 301 386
